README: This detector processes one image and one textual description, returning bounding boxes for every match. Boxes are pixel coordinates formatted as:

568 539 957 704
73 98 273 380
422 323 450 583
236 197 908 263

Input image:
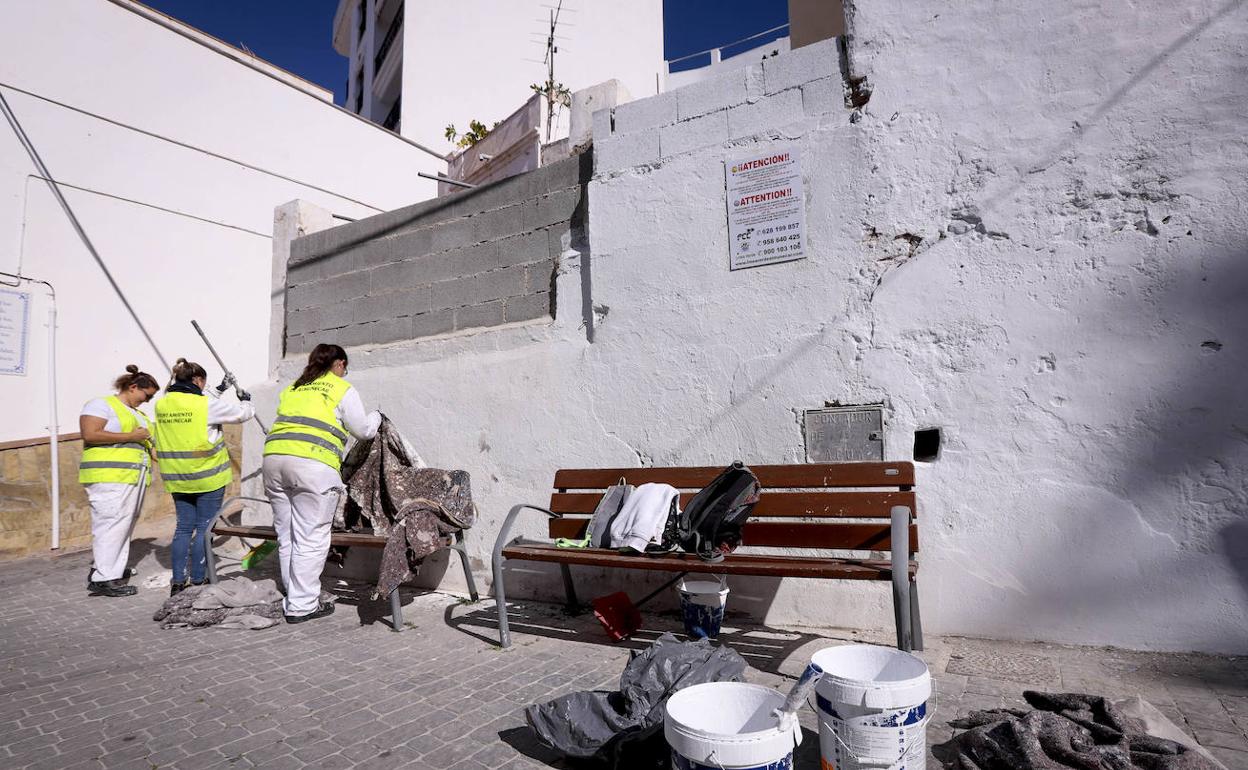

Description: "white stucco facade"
0 0 447 443
256 0 1248 654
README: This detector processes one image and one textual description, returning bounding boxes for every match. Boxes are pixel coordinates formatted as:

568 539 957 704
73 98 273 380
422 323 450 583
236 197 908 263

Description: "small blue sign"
0 289 31 376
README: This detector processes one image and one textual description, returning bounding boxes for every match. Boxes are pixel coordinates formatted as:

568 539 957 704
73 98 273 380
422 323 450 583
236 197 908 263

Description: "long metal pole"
0 90 170 370
191 320 269 433
416 171 475 189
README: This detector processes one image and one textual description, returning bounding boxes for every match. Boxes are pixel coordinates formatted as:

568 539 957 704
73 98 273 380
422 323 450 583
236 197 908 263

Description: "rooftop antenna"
532 0 572 143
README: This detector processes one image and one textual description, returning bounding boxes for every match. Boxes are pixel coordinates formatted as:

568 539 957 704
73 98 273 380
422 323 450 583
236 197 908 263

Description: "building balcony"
372 3 403 103
374 2 403 73
382 98 401 132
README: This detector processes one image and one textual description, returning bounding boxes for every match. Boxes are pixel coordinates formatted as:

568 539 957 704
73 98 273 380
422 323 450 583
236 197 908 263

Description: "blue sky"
141 0 789 105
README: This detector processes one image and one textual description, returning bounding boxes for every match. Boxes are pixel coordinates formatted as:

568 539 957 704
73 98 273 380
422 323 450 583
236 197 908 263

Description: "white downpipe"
47 303 59 550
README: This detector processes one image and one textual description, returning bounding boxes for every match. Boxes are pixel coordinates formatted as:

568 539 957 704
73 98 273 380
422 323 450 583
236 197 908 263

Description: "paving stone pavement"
2 542 1246 769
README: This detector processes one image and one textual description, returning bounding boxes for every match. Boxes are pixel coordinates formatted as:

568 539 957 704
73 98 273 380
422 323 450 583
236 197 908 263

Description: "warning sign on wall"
725 146 806 270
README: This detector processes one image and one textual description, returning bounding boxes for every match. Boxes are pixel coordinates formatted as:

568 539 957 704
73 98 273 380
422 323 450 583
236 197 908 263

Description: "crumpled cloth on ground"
340 417 475 599
933 691 1221 770
525 633 748 769
153 577 291 630
191 576 283 610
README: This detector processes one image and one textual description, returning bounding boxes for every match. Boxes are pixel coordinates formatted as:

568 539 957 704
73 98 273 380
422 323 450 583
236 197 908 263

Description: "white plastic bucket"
810 645 932 770
677 576 729 639
665 682 801 770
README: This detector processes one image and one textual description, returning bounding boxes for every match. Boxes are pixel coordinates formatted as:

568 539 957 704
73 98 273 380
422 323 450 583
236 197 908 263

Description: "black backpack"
675 462 762 562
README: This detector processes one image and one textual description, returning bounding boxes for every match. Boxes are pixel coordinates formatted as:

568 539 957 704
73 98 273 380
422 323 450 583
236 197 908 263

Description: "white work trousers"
85 482 143 582
262 454 342 616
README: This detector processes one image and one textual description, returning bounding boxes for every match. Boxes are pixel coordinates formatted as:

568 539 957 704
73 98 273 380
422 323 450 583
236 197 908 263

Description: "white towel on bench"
609 483 679 553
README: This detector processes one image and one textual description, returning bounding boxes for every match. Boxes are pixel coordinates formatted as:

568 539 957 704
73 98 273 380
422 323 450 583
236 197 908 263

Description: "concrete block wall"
594 37 841 174
283 154 591 353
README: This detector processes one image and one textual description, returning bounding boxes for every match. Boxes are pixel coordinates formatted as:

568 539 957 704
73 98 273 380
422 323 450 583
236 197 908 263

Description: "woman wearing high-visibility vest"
78 364 160 597
154 358 256 596
263 343 379 623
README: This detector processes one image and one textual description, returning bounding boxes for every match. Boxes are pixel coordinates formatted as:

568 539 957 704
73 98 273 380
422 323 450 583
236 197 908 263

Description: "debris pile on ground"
152 577 287 629
526 632 748 769
934 691 1223 770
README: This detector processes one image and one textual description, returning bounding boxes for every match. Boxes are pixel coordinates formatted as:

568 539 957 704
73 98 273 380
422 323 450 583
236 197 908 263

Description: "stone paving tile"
1 544 1245 769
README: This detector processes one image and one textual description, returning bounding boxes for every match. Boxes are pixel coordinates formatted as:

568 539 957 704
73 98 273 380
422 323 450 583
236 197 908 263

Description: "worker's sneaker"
284 601 335 624
169 581 190 597
88 579 137 597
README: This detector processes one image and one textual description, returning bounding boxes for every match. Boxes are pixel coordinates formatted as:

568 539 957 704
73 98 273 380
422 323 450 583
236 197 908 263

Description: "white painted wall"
253 0 1248 654
0 0 446 443
400 0 663 151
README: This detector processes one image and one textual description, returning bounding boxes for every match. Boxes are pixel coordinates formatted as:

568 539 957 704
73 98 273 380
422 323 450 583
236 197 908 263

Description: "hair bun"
175 357 187 365
125 364 140 374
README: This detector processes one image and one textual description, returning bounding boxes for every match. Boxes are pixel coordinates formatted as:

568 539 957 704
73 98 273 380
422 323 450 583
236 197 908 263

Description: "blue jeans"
170 486 226 584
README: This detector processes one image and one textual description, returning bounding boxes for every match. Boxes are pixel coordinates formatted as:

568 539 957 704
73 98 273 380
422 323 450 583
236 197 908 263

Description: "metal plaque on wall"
803 406 884 462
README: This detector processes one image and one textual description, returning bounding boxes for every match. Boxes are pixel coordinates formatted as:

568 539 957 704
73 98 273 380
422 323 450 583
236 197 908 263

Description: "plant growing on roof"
531 79 572 143
443 119 500 150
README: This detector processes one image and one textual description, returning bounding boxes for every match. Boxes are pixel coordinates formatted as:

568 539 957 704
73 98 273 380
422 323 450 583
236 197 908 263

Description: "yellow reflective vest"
154 391 232 494
263 372 352 470
78 396 152 486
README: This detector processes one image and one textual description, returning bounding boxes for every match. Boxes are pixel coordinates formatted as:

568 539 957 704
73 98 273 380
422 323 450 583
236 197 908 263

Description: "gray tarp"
934 691 1221 770
525 633 748 767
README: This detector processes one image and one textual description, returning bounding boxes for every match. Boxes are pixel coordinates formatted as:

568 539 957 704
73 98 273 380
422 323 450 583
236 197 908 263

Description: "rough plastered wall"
248 0 1248 653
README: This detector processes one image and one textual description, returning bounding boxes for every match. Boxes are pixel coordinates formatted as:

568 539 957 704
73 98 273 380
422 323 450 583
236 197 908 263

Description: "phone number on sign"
758 222 802 236
759 243 801 256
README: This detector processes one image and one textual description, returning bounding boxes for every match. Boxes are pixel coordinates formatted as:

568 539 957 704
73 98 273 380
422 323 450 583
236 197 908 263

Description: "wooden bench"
491 462 922 651
204 496 479 630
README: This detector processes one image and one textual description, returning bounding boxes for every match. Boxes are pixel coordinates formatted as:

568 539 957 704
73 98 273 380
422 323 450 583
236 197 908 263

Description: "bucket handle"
807 680 937 765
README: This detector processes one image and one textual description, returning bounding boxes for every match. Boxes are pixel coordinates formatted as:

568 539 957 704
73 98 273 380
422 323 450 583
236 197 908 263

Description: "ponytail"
113 364 159 393
169 357 207 388
293 344 347 388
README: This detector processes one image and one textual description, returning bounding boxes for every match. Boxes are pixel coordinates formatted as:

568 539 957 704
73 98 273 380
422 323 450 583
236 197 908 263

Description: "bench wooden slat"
547 490 916 518
552 462 914 490
501 543 917 579
545 519 918 553
212 524 438 549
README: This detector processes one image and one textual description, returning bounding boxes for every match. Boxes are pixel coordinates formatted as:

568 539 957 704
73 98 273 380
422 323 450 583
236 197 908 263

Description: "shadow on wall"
954 240 1248 650
1221 521 1248 604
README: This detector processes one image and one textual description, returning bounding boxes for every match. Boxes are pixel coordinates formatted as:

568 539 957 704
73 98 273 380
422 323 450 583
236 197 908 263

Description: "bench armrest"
492 504 561 561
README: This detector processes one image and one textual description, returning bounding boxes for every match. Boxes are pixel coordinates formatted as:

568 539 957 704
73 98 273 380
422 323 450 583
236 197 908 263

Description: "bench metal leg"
559 563 580 613
204 535 218 585
909 579 924 652
892 579 913 653
490 503 564 649
205 496 272 586
891 505 914 653
493 553 511 648
452 532 480 602
389 587 403 632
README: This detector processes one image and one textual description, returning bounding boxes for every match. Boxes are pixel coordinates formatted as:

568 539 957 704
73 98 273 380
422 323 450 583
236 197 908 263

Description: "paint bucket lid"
677 576 729 599
811 644 931 709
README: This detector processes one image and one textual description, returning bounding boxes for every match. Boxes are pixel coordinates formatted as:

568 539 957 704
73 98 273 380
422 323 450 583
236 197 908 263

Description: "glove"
215 377 230 394
237 389 251 402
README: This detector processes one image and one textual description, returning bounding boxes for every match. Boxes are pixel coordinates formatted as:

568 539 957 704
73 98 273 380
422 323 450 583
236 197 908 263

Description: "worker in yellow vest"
154 358 256 596
263 343 379 623
78 364 160 597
